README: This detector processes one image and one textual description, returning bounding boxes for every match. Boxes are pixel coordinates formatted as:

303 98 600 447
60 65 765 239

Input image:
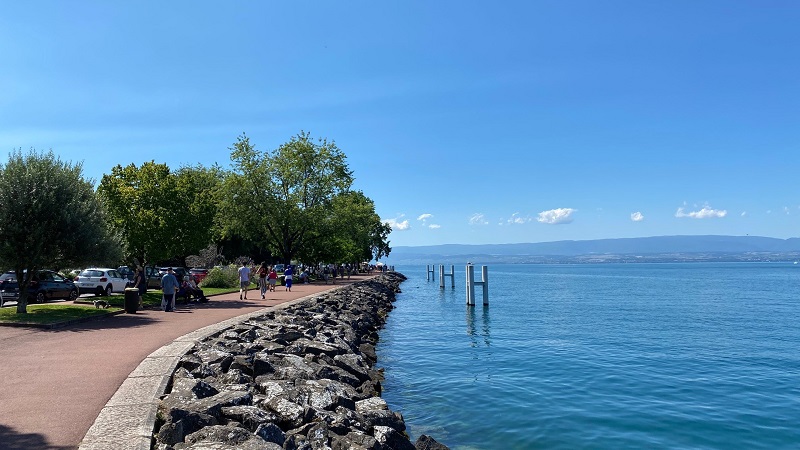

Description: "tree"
299 191 391 265
172 164 224 263
220 132 354 264
98 161 181 266
98 162 223 267
0 149 122 314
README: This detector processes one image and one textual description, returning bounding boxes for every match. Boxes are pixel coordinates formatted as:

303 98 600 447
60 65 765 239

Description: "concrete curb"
78 286 347 450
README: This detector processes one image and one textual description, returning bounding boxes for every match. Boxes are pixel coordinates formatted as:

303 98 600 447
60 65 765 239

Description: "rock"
355 397 388 414
415 434 450 450
255 422 286 446
373 425 416 450
220 406 277 431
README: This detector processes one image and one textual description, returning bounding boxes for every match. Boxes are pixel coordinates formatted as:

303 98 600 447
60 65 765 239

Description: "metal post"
450 265 455 288
439 265 445 288
482 265 489 305
466 264 475 305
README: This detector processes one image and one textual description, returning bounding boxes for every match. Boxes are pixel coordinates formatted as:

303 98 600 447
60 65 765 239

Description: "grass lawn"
0 304 122 325
90 286 244 309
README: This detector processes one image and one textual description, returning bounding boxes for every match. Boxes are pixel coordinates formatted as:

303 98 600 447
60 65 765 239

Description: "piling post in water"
466 264 489 305
440 265 455 289
481 265 489 305
466 264 476 305
426 265 435 281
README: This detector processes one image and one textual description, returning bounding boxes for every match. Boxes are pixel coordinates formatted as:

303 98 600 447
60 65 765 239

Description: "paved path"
0 276 368 450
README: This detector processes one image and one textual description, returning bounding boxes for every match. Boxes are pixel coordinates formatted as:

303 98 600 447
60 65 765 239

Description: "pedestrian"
268 266 278 292
284 265 293 292
132 266 147 308
238 262 251 300
257 262 268 299
161 267 179 312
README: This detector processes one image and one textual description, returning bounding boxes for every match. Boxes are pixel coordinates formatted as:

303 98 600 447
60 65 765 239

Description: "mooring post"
481 265 489 305
450 265 455 288
439 265 445 288
426 265 436 281
466 264 476 305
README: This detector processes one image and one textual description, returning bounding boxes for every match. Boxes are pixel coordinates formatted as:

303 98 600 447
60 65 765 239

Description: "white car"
73 268 128 296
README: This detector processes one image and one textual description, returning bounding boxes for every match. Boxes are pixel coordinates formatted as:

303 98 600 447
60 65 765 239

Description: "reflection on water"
466 305 491 347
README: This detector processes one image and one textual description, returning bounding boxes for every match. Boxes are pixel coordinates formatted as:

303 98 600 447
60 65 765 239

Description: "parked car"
159 267 188 283
189 268 209 283
0 270 79 305
274 264 285 273
117 266 135 281
144 266 162 289
73 268 128 296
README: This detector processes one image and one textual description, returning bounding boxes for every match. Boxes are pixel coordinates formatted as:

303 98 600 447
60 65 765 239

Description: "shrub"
200 266 238 288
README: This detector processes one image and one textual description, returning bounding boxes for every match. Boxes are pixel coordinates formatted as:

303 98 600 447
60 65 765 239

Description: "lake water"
376 263 800 449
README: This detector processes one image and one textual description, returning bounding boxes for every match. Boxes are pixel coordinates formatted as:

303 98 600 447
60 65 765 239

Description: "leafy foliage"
98 161 222 266
219 132 355 264
200 266 239 288
0 149 122 313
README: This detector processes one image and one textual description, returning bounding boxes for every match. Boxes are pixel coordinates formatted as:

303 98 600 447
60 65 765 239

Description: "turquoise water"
376 263 800 449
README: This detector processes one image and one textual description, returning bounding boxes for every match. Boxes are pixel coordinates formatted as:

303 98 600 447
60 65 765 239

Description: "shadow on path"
0 423 72 450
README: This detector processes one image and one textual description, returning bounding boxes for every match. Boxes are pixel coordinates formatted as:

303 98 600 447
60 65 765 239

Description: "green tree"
98 161 181 266
220 132 354 264
0 149 122 314
172 164 224 262
300 191 391 265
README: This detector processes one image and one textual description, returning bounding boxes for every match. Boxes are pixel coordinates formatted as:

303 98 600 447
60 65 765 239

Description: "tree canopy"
97 161 223 267
0 149 122 313
220 131 358 264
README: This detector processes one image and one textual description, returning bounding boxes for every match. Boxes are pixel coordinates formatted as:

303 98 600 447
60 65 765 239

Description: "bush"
200 266 238 288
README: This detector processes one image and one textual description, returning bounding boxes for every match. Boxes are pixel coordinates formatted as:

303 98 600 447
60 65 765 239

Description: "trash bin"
124 287 139 313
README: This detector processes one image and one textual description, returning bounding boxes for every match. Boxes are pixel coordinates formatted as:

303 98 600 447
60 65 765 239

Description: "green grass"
84 286 245 309
0 304 122 324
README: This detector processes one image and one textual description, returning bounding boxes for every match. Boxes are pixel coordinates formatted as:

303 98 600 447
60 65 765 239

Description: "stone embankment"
154 273 449 450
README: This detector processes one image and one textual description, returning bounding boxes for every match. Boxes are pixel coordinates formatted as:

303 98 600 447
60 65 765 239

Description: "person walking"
160 267 180 312
268 266 278 292
257 262 268 299
132 266 147 309
284 265 293 292
238 262 251 300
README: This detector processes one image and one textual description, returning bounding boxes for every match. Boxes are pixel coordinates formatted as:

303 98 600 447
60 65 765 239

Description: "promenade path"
0 275 370 450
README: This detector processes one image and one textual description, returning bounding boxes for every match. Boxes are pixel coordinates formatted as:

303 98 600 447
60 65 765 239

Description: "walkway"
0 276 367 450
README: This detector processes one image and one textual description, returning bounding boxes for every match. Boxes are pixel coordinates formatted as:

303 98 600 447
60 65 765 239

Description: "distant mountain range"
385 235 800 265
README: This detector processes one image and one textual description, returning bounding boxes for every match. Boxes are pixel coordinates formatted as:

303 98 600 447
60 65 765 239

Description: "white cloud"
469 213 489 225
417 213 433 221
675 205 727 219
741 211 747 217
784 207 791 215
383 217 411 231
428 224 441 229
537 208 576 225
631 211 644 222
507 212 530 225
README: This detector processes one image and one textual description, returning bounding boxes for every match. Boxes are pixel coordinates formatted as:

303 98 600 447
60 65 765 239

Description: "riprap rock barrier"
153 272 449 450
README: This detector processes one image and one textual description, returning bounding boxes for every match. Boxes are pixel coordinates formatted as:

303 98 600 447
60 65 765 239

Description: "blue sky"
2 1 799 247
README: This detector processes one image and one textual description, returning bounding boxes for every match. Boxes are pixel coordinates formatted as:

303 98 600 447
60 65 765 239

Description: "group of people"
238 262 297 300
158 267 206 312
130 266 206 313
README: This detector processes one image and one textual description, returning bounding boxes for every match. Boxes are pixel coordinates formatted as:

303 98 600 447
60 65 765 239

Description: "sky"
2 1 799 247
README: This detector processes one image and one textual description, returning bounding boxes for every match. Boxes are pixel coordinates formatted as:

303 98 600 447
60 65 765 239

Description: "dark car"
117 266 135 281
158 267 188 284
0 270 79 306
